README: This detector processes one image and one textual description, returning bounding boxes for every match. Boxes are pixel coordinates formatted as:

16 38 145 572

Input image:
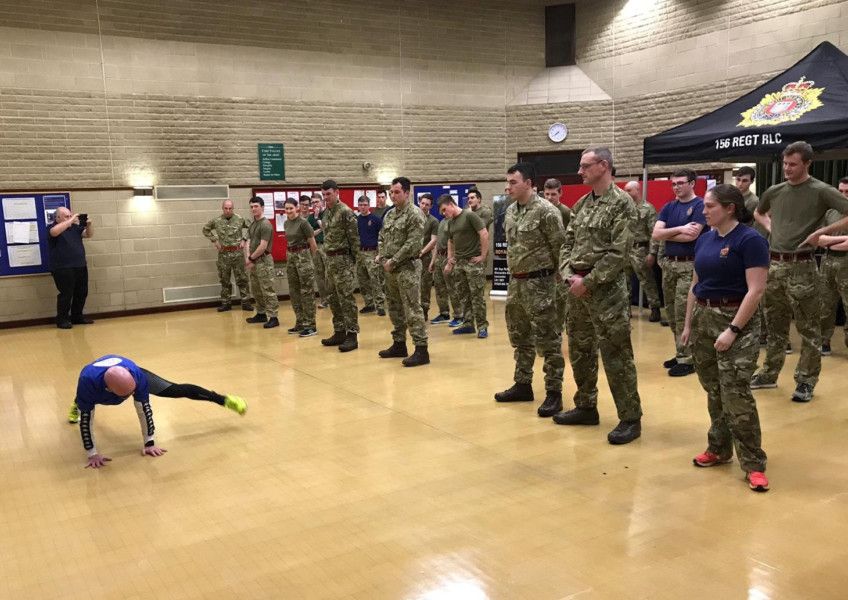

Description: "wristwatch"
728 324 742 334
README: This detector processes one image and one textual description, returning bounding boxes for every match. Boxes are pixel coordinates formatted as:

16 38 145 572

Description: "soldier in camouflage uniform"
202 200 251 311
417 194 440 321
623 181 662 322
377 176 429 367
283 198 318 337
554 148 643 445
542 178 572 332
429 217 461 325
319 180 360 352
816 179 848 353
494 163 566 415
308 193 329 308
751 142 848 402
244 196 279 329
680 184 770 492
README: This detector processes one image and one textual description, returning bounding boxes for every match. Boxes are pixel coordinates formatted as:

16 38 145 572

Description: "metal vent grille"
155 185 230 201
162 284 228 303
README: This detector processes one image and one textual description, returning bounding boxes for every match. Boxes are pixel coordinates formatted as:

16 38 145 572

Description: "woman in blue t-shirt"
680 184 771 493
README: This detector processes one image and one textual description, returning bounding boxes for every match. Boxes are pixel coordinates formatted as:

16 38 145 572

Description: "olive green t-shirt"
758 177 848 251
743 190 768 238
248 217 274 254
436 218 449 250
284 216 314 247
421 214 438 251
446 209 485 259
472 205 493 229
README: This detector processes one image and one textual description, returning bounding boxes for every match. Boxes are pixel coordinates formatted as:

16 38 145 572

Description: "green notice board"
258 143 285 180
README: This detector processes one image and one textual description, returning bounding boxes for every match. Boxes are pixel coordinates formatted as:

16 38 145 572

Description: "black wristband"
728 324 742 334
145 440 155 447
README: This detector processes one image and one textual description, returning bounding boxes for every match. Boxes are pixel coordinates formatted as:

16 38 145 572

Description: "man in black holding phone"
48 206 93 329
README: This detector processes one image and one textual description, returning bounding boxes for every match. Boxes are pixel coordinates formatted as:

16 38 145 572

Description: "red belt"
770 250 813 261
220 245 241 252
696 297 744 308
667 255 694 262
287 244 309 253
512 268 555 280
326 249 350 257
573 268 592 277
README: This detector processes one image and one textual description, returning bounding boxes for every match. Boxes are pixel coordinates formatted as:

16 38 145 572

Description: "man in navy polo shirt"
356 195 385 315
48 206 93 329
652 169 706 376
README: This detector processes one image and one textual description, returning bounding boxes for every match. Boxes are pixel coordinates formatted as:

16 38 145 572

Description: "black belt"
633 241 650 248
573 268 592 277
436 248 448 256
360 246 378 252
696 297 744 308
770 250 813 261
824 248 847 258
220 245 241 252
287 244 309 253
326 248 351 257
667 255 695 262
512 268 554 280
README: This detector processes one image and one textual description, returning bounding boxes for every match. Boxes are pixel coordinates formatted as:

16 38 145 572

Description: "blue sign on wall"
412 184 476 219
0 192 71 277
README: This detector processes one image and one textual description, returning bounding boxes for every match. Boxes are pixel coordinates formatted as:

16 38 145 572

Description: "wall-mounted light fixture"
133 186 153 200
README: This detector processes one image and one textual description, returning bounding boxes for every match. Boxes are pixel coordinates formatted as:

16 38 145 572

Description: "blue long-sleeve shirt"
357 213 382 249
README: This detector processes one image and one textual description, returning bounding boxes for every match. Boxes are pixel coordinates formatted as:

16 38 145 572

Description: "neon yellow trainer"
224 394 247 416
68 402 81 424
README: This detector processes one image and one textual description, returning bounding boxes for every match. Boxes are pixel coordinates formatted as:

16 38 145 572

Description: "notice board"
0 192 70 277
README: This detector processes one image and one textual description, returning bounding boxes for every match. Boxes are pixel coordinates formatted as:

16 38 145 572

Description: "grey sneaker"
750 374 777 390
791 382 814 403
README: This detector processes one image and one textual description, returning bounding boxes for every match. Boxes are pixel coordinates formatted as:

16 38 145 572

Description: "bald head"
104 366 136 397
222 200 234 217
55 207 72 223
624 181 641 202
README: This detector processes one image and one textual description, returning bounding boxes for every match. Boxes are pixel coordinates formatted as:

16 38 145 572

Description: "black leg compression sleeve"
141 369 226 405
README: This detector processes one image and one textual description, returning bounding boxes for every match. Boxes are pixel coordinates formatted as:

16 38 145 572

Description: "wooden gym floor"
1 297 847 599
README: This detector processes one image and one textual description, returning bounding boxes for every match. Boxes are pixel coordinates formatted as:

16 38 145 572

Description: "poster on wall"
490 194 512 297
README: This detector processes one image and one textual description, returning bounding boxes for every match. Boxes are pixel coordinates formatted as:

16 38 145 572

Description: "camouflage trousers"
420 251 439 316
434 253 462 318
756 259 820 386
248 255 278 318
286 249 316 329
555 277 568 333
313 245 328 302
356 249 385 310
818 251 848 343
385 259 428 346
217 250 249 305
452 259 488 330
566 275 642 421
325 253 359 334
626 244 661 309
660 258 694 364
690 304 767 473
505 274 564 392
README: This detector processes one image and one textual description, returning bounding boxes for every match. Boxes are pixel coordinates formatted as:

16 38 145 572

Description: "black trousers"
51 266 88 323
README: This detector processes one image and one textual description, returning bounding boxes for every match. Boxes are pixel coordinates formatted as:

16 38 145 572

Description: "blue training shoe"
477 328 488 339
430 314 450 325
448 318 463 327
453 325 475 335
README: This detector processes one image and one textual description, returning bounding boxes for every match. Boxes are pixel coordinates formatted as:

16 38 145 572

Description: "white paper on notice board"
276 214 286 230
5 221 38 244
8 244 41 267
2 197 37 220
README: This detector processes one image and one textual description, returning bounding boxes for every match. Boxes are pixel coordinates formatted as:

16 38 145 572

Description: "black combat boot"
552 406 600 425
338 332 358 352
321 330 346 346
649 307 661 322
402 345 430 367
378 341 408 358
537 390 563 417
246 313 267 323
494 383 534 403
607 419 641 444
241 301 253 311
263 317 279 329
217 304 231 312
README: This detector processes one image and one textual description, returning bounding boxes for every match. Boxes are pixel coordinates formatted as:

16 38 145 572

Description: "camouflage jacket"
472 205 494 229
630 201 657 244
202 214 246 246
505 194 566 274
378 201 424 265
560 182 635 290
322 201 360 256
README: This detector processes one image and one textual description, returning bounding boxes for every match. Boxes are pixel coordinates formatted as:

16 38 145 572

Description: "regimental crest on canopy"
738 76 825 127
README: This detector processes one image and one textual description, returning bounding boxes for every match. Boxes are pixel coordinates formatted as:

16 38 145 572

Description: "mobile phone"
78 213 88 225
